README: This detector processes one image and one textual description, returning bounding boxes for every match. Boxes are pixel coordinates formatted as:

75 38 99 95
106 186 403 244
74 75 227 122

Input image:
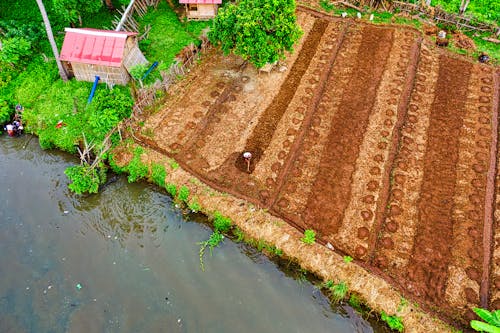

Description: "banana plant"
471 308 500 333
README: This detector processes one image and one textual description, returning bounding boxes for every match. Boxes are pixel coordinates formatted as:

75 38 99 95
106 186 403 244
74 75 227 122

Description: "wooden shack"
179 0 221 20
59 28 148 85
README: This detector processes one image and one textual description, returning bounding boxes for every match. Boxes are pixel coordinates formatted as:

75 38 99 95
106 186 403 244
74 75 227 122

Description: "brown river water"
0 135 384 332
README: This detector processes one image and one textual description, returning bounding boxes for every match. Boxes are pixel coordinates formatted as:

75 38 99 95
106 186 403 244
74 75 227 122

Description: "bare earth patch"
135 8 500 329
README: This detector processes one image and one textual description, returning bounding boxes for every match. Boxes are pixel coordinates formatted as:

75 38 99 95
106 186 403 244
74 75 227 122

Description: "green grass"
431 0 499 24
139 1 210 70
301 229 316 245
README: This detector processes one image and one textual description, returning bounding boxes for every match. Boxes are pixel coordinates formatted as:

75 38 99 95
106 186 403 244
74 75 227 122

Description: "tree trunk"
35 0 68 82
459 0 471 14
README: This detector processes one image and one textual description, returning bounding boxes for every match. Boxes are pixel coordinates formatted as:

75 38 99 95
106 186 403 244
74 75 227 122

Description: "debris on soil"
453 32 476 50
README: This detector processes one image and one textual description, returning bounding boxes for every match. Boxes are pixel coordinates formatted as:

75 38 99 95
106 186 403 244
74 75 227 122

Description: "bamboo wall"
71 62 130 85
186 4 217 20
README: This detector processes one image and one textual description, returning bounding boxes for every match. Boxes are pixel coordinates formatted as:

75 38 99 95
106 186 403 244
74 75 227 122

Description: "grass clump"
150 163 166 188
177 185 190 203
343 255 353 263
169 159 180 170
213 211 231 233
188 199 201 213
301 229 316 244
381 311 404 332
197 230 224 271
126 147 149 183
331 281 349 301
165 183 177 197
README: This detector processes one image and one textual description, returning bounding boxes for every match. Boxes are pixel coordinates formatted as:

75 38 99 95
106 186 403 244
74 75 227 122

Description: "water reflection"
0 135 382 333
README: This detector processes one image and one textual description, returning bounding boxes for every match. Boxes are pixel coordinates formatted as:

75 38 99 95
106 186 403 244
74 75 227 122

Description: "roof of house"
60 28 137 67
179 0 222 4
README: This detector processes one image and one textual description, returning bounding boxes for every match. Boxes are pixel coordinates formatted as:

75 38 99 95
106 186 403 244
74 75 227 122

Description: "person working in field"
243 151 252 173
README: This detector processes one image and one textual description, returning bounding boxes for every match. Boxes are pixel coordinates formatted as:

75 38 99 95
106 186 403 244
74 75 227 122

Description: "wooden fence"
392 1 499 35
132 37 211 115
113 0 160 32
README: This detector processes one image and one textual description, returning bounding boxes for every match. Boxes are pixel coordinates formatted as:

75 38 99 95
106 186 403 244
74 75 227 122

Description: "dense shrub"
64 163 106 194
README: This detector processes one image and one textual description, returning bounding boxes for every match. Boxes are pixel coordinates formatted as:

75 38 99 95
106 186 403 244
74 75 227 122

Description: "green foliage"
169 159 179 170
322 280 335 289
198 230 224 271
87 88 133 140
188 199 201 213
381 311 404 333
213 211 231 233
53 0 102 25
319 0 335 12
138 1 209 69
0 37 32 66
343 255 353 263
177 185 190 203
232 227 245 242
301 229 316 244
64 163 106 194
348 294 362 312
165 183 177 197
331 281 348 301
129 64 149 81
0 99 12 127
209 0 303 68
431 0 500 24
126 147 148 183
150 163 166 187
471 308 500 333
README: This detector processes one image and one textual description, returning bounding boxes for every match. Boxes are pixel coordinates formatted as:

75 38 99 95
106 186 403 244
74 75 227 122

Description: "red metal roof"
60 28 137 67
179 0 222 4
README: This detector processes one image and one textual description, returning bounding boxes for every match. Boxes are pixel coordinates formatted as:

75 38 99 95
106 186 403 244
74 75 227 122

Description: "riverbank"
111 141 456 332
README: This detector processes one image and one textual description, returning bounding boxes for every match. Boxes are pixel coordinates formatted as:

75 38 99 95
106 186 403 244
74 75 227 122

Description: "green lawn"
138 1 210 70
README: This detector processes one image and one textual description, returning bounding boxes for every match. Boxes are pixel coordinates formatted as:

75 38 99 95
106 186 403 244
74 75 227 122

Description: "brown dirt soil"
134 8 500 330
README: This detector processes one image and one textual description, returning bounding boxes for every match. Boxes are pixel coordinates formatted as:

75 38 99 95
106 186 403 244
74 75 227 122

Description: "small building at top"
180 0 222 20
59 28 148 85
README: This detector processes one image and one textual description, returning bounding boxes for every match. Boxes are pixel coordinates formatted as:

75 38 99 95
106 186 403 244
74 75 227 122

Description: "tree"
52 0 102 26
35 0 68 81
208 0 302 69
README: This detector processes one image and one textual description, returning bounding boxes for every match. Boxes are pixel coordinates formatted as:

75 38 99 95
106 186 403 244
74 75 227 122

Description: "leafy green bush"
381 311 404 332
213 211 231 233
126 147 148 183
64 163 106 194
301 229 316 244
0 37 32 66
209 0 303 68
0 99 12 128
150 162 166 187
129 64 149 81
177 185 190 203
87 88 133 140
165 183 177 197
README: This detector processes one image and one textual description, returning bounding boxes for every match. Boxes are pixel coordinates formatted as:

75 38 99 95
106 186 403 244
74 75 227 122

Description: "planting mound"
139 9 500 327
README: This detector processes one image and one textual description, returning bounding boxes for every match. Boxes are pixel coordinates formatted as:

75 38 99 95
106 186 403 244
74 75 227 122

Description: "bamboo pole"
116 0 136 31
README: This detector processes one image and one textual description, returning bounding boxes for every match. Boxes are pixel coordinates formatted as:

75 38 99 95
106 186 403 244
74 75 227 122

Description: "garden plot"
140 9 500 326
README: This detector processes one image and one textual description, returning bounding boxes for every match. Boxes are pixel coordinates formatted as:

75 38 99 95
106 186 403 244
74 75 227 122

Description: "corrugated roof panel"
59 28 133 67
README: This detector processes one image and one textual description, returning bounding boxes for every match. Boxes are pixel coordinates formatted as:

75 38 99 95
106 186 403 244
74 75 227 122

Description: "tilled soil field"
138 9 500 326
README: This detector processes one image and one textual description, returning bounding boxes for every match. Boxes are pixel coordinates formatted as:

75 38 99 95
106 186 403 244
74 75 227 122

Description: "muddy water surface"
0 136 379 333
